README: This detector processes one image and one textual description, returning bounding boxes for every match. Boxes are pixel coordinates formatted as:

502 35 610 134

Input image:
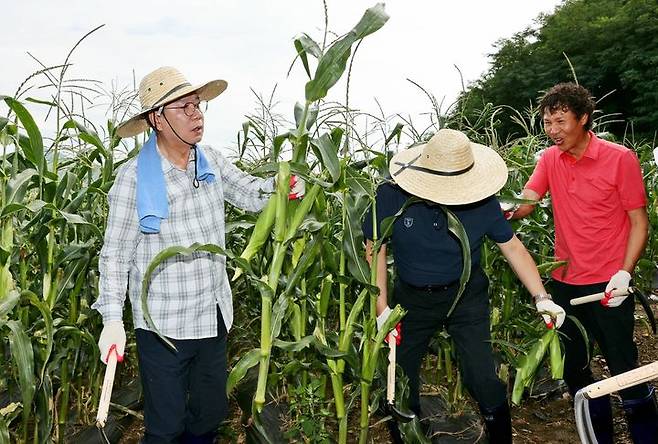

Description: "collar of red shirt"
559 130 599 162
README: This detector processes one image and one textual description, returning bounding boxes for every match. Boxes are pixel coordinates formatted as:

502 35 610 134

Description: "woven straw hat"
389 128 508 205
116 66 227 138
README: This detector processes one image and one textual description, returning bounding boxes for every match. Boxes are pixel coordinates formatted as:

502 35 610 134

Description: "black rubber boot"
623 389 658 444
588 395 614 444
480 402 512 444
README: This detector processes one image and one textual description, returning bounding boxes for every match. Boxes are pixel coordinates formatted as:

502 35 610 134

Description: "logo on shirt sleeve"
403 217 414 228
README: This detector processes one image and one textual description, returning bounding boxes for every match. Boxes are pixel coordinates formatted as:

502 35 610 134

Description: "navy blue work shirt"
362 182 514 286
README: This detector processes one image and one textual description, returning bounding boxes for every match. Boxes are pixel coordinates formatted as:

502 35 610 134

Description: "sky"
1 0 562 155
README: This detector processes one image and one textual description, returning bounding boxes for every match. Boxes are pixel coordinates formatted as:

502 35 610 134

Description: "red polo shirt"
525 132 647 285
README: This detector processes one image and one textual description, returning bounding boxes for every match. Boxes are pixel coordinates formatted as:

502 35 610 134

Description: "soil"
115 303 658 443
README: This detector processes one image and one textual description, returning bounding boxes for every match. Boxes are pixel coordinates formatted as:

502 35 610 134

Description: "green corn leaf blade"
398 417 432 444
0 289 20 318
0 116 8 133
294 102 319 130
25 291 54 384
343 192 370 284
63 119 108 157
284 184 321 242
226 348 261 396
511 365 526 405
549 331 564 379
444 206 471 317
310 134 341 184
0 414 9 444
238 195 277 261
340 289 367 352
6 168 37 205
314 340 349 359
56 211 102 237
384 122 404 147
305 3 389 101
24 97 57 107
53 326 100 363
318 275 333 318
141 243 233 350
36 373 54 442
270 132 291 162
6 320 36 428
283 235 321 296
566 314 590 362
273 335 315 352
293 33 322 79
270 294 289 340
2 97 44 173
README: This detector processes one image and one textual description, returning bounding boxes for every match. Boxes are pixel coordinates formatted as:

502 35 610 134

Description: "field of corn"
1 4 657 444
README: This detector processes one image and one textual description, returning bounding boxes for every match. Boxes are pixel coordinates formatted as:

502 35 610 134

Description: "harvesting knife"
570 287 656 334
385 332 416 423
96 345 119 429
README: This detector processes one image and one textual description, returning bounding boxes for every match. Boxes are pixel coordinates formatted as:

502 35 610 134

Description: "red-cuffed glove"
98 320 126 364
500 201 520 220
384 322 402 346
288 175 305 200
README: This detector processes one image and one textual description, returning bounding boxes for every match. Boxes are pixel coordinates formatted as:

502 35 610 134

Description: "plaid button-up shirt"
92 144 274 339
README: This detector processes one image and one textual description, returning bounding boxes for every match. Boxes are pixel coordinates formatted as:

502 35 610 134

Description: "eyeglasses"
164 100 208 117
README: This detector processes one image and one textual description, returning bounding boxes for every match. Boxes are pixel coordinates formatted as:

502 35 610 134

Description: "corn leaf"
293 33 322 79
141 243 233 350
343 192 370 284
0 289 20 318
444 206 471 317
2 97 44 173
310 134 341 184
0 414 9 444
6 320 35 429
226 348 261 396
305 3 389 101
549 331 564 379
273 335 315 352
6 168 37 206
25 291 54 384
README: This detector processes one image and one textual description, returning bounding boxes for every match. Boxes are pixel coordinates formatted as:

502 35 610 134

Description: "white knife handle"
570 288 629 306
387 332 396 404
96 348 119 428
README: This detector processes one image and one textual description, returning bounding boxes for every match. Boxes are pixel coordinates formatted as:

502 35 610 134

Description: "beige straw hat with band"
389 128 508 205
116 66 228 138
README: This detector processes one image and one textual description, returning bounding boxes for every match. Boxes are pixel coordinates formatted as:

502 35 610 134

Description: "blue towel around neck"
136 132 216 234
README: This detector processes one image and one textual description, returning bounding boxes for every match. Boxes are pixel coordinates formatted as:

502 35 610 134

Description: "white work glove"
98 320 126 364
376 306 401 345
602 270 632 307
535 299 566 329
288 175 305 200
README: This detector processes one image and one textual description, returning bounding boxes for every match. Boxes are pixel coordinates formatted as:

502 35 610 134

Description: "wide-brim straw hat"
389 128 508 205
116 66 227 138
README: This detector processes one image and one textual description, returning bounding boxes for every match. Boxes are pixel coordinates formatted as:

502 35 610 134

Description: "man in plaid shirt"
92 67 303 443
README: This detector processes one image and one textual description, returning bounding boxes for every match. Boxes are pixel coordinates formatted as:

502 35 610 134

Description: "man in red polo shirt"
510 83 657 444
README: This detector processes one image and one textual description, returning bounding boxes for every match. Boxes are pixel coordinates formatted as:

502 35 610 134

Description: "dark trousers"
550 279 650 401
136 308 229 444
395 268 507 414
